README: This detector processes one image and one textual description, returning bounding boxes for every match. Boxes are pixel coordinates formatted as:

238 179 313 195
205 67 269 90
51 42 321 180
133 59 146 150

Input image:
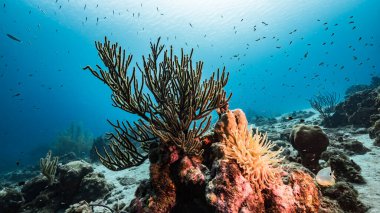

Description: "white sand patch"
92 161 150 210
351 134 380 212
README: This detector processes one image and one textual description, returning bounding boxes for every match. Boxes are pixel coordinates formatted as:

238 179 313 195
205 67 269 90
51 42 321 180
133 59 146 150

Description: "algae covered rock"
75 172 114 202
322 181 368 213
19 160 112 212
0 187 24 213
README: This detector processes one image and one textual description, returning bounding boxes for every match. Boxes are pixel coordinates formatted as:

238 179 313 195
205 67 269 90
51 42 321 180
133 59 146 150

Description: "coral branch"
84 37 231 170
40 150 59 184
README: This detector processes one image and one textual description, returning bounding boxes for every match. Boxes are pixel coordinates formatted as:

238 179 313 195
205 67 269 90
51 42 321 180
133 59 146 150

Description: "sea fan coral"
223 128 283 191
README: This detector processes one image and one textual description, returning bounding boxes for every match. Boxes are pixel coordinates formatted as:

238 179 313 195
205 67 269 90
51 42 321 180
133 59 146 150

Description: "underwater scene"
0 0 379 212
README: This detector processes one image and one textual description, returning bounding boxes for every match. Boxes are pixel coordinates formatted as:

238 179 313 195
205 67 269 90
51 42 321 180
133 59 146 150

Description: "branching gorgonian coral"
223 129 283 191
84 37 231 171
40 150 59 185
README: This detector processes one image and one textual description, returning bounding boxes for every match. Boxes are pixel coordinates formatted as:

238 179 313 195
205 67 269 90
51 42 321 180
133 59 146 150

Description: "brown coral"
84 37 231 170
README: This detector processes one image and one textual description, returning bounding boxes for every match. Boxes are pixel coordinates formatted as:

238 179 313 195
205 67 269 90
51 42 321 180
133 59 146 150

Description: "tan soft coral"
223 128 283 191
215 109 283 192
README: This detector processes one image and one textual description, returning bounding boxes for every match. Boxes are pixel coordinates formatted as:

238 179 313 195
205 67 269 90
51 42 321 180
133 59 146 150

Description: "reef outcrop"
0 160 113 212
127 109 323 212
325 77 380 146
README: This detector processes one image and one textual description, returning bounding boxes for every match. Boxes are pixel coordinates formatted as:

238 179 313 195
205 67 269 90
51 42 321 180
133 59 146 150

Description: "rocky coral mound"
126 109 343 212
0 160 113 213
326 77 380 146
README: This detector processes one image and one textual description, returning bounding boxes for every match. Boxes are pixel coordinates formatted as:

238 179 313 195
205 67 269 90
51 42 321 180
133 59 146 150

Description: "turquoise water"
0 0 379 172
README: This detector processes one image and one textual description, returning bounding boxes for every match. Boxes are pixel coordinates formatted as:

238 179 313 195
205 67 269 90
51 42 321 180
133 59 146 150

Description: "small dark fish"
349 15 354 18
261 21 268 26
358 37 362 41
6 34 21 42
352 26 356 30
18 181 25 186
304 51 308 58
353 56 357 60
287 116 293 121
300 119 305 123
189 23 193 28
349 21 354 24
16 161 20 166
12 93 21 97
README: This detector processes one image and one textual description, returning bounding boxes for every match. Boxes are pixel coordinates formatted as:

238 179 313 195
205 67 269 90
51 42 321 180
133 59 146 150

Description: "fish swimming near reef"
316 166 336 186
6 33 22 42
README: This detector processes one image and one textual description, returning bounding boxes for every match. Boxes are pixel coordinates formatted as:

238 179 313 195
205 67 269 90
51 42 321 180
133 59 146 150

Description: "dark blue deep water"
0 0 379 172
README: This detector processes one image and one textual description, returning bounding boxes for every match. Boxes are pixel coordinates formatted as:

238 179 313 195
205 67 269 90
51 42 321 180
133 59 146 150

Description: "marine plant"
309 92 340 119
53 122 93 158
84 37 230 171
40 150 59 184
223 128 283 191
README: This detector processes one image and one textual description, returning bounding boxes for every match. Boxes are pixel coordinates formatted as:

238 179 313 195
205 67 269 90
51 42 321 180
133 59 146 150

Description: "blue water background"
0 0 379 172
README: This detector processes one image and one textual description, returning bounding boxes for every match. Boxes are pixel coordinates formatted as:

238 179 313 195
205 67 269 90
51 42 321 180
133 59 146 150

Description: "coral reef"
126 109 325 212
290 124 329 173
78 39 370 212
0 160 113 212
324 77 380 146
53 123 93 158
